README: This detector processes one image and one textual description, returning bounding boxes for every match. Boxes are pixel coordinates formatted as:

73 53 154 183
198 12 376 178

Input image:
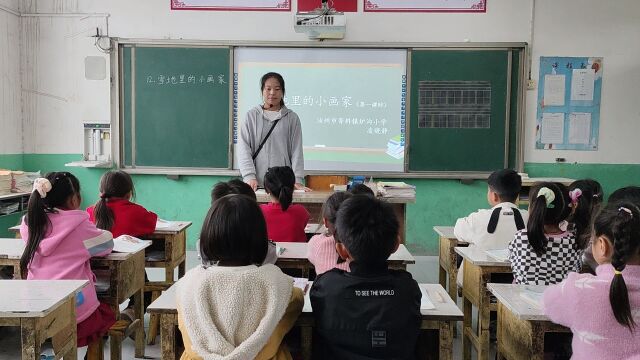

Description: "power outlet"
527 79 536 90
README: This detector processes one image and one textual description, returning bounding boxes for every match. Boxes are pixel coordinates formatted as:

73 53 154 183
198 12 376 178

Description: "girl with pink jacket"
20 172 115 347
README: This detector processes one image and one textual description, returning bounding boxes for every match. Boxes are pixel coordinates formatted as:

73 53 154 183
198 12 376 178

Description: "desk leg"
462 297 472 360
438 264 446 290
161 313 177 360
21 318 40 360
165 266 175 283
134 289 145 358
178 261 186 279
448 249 458 302
478 292 491 360
301 326 312 360
438 321 453 360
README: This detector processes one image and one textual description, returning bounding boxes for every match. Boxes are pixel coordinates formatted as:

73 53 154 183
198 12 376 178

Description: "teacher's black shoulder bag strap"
252 119 280 161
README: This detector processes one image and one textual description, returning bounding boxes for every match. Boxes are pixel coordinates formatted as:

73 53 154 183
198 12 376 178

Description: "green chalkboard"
408 49 516 172
121 45 231 168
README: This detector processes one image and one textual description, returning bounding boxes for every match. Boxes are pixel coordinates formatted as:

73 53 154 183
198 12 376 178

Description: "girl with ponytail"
261 166 310 242
20 172 116 347
567 179 603 272
87 170 157 238
508 182 581 285
543 202 640 359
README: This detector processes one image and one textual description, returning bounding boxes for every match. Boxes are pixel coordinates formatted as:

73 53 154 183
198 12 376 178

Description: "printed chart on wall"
233 48 407 172
536 56 603 150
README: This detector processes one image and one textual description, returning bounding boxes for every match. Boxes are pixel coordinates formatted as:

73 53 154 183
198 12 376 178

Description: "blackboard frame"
111 39 527 179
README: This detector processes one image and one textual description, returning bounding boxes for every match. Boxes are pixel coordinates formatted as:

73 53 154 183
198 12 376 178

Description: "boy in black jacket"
310 195 421 360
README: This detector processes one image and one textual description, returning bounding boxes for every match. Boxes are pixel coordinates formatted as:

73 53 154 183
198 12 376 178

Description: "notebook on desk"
112 235 152 253
486 249 509 262
420 286 436 310
520 288 543 307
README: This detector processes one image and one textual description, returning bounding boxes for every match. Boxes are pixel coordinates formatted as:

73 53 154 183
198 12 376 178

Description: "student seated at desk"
260 166 309 242
566 179 603 273
87 170 157 238
20 172 115 347
177 194 303 360
310 195 421 360
509 182 580 285
87 170 158 319
542 202 640 359
198 179 278 265
454 169 528 283
307 191 352 275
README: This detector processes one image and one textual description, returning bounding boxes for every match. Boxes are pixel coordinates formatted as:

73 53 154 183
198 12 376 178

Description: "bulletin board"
536 56 603 150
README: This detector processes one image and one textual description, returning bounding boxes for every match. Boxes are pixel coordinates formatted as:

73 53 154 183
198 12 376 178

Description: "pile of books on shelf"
12 171 33 193
0 171 12 196
376 181 416 199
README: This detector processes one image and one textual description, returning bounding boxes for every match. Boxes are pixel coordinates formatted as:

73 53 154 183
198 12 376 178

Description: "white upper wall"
525 0 640 164
0 2 22 155
17 0 640 165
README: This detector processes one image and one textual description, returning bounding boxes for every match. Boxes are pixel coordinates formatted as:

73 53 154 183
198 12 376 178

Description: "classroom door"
408 50 512 172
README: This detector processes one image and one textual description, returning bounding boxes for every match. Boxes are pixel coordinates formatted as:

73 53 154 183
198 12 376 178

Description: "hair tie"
569 188 582 205
100 193 109 200
537 187 556 208
32 178 52 198
614 269 623 276
618 207 633 218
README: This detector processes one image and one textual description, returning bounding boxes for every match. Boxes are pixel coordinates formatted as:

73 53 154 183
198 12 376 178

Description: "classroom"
0 0 639 359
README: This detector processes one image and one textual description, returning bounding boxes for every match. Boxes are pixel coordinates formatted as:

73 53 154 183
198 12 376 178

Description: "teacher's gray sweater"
238 105 305 186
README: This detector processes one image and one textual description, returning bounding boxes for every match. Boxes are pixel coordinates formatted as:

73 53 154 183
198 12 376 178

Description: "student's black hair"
94 170 135 231
349 183 375 197
487 169 522 203
199 194 268 266
609 186 640 208
567 179 603 250
322 192 352 236
21 172 81 278
527 182 571 256
260 72 286 107
263 166 295 211
211 179 257 204
592 202 640 331
334 195 399 265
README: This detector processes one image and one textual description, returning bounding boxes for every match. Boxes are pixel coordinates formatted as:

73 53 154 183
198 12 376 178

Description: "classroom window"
417 81 491 129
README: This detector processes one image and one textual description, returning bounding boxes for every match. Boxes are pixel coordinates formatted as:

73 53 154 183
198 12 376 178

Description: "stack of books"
0 171 12 196
386 135 405 159
11 171 33 193
376 181 416 199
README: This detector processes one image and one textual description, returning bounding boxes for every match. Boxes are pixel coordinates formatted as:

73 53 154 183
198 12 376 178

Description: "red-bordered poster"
171 0 291 11
298 0 357 12
363 0 486 13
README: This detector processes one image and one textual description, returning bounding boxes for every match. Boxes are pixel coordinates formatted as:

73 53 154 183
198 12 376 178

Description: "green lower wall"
0 153 24 170
7 154 640 255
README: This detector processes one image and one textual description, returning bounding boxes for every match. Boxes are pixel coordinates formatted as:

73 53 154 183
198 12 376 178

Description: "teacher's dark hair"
261 72 285 106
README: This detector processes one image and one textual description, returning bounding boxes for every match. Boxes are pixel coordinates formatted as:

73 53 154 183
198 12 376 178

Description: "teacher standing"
238 72 309 191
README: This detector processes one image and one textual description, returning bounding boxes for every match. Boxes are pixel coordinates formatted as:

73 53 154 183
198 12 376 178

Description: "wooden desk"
455 246 512 360
0 238 148 357
256 190 415 243
487 283 570 360
0 279 87 359
519 177 575 207
434 226 468 302
9 221 192 283
147 282 462 360
143 221 192 283
275 242 416 278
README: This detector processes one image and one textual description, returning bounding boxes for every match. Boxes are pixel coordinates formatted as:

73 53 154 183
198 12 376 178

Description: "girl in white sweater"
177 194 303 360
